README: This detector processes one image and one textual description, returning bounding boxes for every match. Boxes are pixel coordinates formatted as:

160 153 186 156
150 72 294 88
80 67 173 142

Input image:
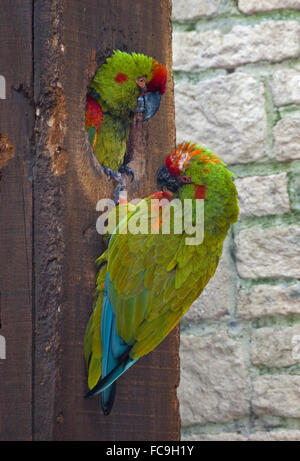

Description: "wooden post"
0 0 34 441
0 0 179 440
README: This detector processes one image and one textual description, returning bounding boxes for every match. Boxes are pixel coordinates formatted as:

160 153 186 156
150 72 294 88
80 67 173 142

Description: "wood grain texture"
0 0 33 441
33 0 179 441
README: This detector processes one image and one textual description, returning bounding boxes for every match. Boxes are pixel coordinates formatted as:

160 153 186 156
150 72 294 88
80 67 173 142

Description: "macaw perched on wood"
84 142 239 415
85 50 167 191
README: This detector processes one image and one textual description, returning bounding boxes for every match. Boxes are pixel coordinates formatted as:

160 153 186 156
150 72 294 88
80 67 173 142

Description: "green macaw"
85 50 167 190
84 142 239 415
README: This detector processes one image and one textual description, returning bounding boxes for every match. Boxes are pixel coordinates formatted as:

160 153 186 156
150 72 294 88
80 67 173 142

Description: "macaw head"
158 142 239 227
89 50 167 119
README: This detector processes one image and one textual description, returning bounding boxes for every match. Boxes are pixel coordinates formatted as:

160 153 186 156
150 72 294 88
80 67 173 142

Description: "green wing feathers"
84 255 107 390
92 115 130 171
105 197 222 360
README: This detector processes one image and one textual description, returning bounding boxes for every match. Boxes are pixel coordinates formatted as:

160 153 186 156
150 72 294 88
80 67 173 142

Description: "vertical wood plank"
0 0 33 441
33 0 179 441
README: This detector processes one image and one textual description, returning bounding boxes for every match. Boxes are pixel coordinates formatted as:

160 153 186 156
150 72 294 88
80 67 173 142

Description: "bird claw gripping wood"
119 164 134 183
101 165 125 204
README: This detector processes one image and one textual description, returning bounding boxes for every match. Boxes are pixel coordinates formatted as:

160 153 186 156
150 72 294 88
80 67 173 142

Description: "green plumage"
91 113 130 171
84 143 239 390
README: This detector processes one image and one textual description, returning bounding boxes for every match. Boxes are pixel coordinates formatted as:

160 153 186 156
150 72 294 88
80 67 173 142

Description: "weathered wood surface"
0 0 179 440
0 0 34 441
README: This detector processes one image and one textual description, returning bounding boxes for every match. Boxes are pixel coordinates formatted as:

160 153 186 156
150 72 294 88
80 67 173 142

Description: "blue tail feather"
85 275 138 415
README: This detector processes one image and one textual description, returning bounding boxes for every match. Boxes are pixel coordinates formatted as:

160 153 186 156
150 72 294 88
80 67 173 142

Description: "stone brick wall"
173 0 300 441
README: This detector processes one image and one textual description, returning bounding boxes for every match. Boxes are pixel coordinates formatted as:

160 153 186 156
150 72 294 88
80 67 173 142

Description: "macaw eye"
180 175 192 184
136 76 147 89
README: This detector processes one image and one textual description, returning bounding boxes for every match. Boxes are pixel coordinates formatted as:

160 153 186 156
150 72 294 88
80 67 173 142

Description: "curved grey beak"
136 91 162 121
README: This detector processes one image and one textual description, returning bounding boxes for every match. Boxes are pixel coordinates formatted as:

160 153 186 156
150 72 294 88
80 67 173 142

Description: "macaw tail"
84 352 137 414
85 277 138 415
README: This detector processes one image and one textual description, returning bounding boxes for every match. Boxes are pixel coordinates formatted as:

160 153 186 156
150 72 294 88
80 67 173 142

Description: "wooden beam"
33 0 179 441
1 0 179 440
0 0 33 441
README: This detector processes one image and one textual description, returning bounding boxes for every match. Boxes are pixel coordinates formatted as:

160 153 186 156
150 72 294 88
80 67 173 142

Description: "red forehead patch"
194 185 207 199
115 72 129 84
148 61 167 95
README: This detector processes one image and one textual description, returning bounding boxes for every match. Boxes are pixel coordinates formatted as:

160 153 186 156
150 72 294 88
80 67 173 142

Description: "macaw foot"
101 165 126 203
119 165 134 183
102 165 122 183
113 181 126 204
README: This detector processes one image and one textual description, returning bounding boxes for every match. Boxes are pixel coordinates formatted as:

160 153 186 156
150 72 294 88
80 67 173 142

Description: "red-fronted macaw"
84 142 239 414
85 50 167 192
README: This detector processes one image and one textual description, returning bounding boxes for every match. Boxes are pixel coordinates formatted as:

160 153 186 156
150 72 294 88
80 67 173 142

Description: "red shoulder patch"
194 185 207 199
149 190 173 233
148 190 173 201
115 72 129 84
85 95 103 131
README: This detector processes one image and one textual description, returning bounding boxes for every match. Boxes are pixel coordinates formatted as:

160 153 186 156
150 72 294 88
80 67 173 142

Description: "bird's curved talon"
102 165 112 180
101 165 125 203
119 165 135 183
102 165 122 183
